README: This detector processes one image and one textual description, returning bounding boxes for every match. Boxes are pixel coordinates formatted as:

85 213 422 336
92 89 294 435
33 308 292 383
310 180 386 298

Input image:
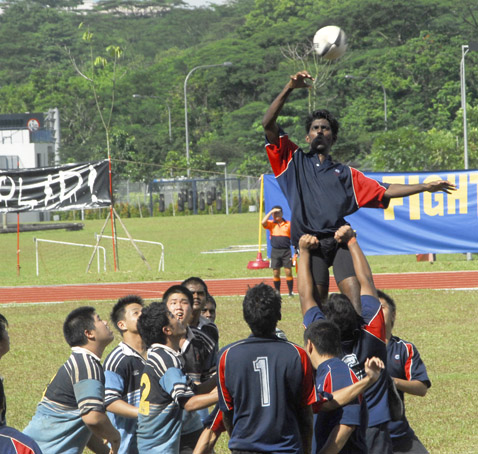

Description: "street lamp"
132 94 172 141
184 62 233 177
216 161 229 215
345 74 388 130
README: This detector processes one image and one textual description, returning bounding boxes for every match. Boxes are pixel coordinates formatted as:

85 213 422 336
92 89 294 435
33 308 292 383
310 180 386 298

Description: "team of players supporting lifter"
1 71 450 454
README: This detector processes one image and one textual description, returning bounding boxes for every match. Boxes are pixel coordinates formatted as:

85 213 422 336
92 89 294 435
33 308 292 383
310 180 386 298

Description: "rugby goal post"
34 238 107 276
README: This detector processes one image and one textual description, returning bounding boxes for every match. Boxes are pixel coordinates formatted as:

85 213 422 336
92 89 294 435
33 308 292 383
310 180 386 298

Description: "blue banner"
263 170 478 256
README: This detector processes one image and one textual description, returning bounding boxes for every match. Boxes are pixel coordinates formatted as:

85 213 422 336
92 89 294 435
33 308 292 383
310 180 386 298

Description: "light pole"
216 161 229 215
345 74 388 130
184 62 233 178
132 94 172 141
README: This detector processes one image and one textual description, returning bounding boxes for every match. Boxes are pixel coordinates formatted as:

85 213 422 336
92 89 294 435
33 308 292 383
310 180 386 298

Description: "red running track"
1 271 477 304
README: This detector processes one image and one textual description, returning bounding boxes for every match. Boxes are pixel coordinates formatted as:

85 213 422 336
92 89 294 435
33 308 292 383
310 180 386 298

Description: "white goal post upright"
97 235 165 272
34 238 107 276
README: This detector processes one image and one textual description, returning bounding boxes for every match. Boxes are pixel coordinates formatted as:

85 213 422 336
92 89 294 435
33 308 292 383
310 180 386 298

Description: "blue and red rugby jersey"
304 295 391 427
386 336 431 439
313 357 368 453
217 334 323 453
265 129 389 246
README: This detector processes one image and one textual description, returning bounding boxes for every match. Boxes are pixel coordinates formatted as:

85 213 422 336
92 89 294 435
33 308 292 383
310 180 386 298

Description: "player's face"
185 282 207 313
201 301 216 323
93 313 114 345
167 312 187 339
166 293 193 326
120 303 143 334
306 118 334 154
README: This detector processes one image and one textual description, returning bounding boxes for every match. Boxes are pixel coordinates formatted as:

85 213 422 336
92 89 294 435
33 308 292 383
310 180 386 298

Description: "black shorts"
391 433 429 453
366 423 393 454
271 247 292 269
309 236 356 286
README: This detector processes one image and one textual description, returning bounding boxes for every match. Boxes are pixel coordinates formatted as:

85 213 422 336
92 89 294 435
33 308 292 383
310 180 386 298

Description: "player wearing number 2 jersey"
217 283 318 454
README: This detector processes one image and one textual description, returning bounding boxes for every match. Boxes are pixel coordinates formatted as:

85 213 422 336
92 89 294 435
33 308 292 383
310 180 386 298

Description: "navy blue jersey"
197 317 219 351
137 343 196 454
104 342 146 454
313 357 368 454
386 336 431 439
266 129 389 246
0 426 43 454
23 347 105 454
217 335 319 453
304 295 390 427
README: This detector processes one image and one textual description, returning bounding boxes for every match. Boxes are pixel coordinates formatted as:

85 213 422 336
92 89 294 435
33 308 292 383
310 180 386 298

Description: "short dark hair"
162 285 194 307
304 320 343 358
137 302 171 347
323 293 362 342
63 306 96 347
305 109 339 143
206 294 216 308
181 277 209 295
243 283 281 336
377 290 396 317
111 295 144 333
0 314 8 341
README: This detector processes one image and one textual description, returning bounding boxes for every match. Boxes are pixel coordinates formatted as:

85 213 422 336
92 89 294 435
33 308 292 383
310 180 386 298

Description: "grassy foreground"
1 289 478 454
1 213 477 286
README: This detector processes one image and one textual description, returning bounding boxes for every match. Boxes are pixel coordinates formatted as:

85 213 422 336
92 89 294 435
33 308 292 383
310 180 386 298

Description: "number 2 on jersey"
253 357 271 407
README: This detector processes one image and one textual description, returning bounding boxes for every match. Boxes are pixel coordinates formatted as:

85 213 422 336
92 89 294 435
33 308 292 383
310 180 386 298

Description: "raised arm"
297 234 320 316
384 180 456 198
334 226 377 298
261 208 279 227
262 71 314 146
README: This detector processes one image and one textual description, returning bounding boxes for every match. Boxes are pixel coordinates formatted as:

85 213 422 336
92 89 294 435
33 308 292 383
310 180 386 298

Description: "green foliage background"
0 0 477 178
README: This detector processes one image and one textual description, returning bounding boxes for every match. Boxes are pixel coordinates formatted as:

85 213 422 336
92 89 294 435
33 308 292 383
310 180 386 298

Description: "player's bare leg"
314 283 328 309
337 276 361 315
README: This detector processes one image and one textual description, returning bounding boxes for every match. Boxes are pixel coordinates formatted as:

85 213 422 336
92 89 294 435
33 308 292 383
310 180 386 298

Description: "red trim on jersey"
218 349 234 411
404 342 414 381
350 167 388 209
265 134 298 177
348 368 363 404
323 370 333 393
363 305 386 342
292 344 319 407
210 409 226 434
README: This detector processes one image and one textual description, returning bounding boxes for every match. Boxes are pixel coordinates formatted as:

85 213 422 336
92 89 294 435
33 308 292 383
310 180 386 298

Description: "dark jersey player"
262 70 456 310
379 291 431 454
298 229 393 454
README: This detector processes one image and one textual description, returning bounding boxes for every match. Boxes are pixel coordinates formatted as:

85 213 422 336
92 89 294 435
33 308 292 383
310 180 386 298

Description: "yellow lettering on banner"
407 175 421 220
382 176 405 221
423 175 444 216
469 173 478 216
447 174 468 215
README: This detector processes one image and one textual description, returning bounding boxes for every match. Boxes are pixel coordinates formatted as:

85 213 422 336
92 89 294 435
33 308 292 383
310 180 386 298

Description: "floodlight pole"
132 94 172 141
345 74 388 130
184 62 232 178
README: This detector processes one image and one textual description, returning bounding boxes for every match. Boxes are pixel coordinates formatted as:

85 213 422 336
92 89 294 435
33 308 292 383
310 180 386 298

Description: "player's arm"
393 378 428 397
384 180 456 198
320 357 384 411
106 399 138 419
297 234 320 315
183 388 218 412
261 208 278 227
334 226 376 299
298 404 313 454
262 71 314 145
193 427 220 454
82 410 121 454
317 424 355 454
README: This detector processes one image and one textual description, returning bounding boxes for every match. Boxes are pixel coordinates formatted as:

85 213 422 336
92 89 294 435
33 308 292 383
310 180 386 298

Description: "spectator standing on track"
104 295 147 454
378 291 431 454
0 314 44 454
136 302 217 454
262 206 294 296
24 307 121 454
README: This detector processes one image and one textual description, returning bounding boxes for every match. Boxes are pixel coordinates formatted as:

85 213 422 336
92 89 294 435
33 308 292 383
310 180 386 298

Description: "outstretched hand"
334 225 355 244
425 180 456 194
364 357 385 384
288 71 314 89
298 234 319 251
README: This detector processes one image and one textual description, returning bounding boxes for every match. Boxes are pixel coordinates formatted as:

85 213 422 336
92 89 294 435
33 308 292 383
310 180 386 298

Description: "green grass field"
1 213 477 286
1 213 478 453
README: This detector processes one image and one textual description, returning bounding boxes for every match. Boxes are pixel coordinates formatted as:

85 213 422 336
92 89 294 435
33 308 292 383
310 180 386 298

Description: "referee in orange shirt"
262 206 294 296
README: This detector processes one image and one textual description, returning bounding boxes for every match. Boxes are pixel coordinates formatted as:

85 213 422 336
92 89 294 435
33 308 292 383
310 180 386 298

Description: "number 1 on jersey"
253 356 271 407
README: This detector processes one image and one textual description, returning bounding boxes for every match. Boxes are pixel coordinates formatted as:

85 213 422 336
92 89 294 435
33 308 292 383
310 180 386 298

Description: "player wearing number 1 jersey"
217 283 318 454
